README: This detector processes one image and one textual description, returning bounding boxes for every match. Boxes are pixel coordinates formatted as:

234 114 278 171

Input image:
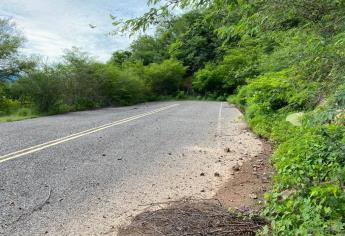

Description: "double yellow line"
0 104 179 164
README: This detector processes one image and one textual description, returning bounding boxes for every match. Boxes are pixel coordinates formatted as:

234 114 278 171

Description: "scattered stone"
201 189 205 193
168 153 172 155
214 172 220 177
102 154 106 157
232 164 240 171
249 193 258 199
117 158 123 161
200 173 205 176
224 147 231 153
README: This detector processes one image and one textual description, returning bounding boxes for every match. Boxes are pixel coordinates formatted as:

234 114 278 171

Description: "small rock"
117 158 123 161
168 152 172 155
232 164 240 171
224 147 231 153
249 193 258 199
214 172 220 177
102 154 106 157
201 189 205 193
200 172 205 176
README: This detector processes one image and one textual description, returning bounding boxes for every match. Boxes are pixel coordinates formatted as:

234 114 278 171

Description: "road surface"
0 101 263 235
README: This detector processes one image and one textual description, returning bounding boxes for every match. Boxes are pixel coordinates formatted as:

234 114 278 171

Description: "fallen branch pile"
118 199 266 236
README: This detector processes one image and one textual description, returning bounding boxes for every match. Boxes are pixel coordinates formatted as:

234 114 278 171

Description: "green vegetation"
115 0 345 234
1 1 344 234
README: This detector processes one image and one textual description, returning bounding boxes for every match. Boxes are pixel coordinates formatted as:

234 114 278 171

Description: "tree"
0 18 35 81
129 35 167 65
168 10 221 74
59 47 104 110
109 50 132 65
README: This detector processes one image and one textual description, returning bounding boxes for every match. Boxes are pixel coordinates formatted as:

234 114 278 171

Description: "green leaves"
143 59 186 96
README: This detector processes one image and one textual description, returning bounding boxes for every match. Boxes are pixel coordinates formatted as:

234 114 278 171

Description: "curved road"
0 101 261 235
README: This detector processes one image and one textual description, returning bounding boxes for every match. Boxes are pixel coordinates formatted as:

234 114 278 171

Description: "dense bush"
143 59 186 97
194 47 258 96
11 68 63 113
5 53 185 115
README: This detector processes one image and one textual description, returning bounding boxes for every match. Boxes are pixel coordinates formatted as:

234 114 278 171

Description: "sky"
0 0 150 62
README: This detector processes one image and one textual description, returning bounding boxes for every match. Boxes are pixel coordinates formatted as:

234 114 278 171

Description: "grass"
0 108 39 122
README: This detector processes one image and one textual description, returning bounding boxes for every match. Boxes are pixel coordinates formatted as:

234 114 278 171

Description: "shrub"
193 47 258 96
264 125 345 235
143 59 186 96
12 69 63 113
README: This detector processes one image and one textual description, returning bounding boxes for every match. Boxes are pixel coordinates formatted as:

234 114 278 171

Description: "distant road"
0 101 254 235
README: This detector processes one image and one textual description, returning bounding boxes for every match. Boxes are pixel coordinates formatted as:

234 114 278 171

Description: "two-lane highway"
0 101 262 235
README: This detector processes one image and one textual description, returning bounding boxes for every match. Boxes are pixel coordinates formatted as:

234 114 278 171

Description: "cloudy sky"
0 0 150 61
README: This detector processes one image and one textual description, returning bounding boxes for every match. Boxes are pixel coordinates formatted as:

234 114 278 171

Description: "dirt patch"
116 141 273 236
117 200 266 236
215 140 273 211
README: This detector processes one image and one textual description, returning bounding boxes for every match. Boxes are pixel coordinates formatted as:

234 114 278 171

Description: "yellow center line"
0 104 179 164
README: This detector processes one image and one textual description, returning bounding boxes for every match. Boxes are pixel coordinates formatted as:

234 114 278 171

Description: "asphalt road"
0 101 253 235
